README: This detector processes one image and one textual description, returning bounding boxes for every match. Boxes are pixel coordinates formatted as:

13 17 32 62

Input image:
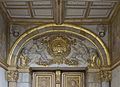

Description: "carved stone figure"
19 48 29 68
18 35 100 67
19 54 29 68
87 48 101 68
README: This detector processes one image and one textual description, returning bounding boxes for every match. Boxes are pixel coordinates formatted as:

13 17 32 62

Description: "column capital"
6 70 18 81
98 70 112 82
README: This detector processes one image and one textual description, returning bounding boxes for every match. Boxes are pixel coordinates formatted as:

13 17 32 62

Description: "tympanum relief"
17 34 101 68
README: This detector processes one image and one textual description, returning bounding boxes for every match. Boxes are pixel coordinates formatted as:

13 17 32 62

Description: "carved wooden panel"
33 71 84 87
33 72 55 87
62 72 84 87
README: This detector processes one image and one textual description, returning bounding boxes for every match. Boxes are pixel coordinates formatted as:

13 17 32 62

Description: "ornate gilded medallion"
48 36 71 57
47 36 71 64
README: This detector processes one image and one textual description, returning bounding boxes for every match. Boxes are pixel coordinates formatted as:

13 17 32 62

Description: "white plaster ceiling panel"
1 1 119 23
32 1 52 8
92 2 112 5
32 1 51 6
66 0 86 6
66 1 87 8
91 2 115 8
4 1 28 8
65 8 85 18
8 9 30 18
5 1 27 6
88 9 110 18
33 9 53 18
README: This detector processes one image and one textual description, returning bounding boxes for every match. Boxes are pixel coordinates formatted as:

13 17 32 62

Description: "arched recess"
7 24 110 68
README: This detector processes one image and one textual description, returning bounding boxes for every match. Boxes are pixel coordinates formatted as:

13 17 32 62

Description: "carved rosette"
98 70 112 82
6 70 18 81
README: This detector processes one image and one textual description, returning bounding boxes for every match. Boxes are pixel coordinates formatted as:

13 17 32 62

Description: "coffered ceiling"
0 0 120 24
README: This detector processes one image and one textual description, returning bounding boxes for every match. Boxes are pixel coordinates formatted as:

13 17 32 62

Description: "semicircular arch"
7 24 110 67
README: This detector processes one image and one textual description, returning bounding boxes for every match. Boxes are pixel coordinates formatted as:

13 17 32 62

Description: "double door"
32 71 84 87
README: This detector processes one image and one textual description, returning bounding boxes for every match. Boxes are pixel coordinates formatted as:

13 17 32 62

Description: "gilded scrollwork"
17 34 101 67
6 70 18 81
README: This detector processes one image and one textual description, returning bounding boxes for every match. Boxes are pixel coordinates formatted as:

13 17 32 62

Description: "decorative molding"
18 67 31 73
1 0 120 1
0 58 8 70
109 3 120 24
111 59 120 70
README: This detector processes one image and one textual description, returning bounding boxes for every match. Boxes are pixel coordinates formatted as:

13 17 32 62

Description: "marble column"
99 70 111 87
87 69 101 87
6 70 18 87
17 72 31 87
102 82 109 87
17 68 31 87
0 67 8 87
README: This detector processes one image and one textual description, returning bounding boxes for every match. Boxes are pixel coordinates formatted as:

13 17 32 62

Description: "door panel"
33 71 84 87
33 72 55 87
62 72 84 87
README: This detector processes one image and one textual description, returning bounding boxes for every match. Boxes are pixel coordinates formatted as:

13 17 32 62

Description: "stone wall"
111 9 120 64
111 65 120 87
0 9 7 61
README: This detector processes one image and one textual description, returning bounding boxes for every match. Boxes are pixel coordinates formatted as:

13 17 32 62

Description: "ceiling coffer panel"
1 1 119 23
88 9 110 18
8 9 31 18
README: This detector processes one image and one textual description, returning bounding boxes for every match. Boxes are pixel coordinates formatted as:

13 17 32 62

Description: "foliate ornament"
6 70 18 81
98 70 112 82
